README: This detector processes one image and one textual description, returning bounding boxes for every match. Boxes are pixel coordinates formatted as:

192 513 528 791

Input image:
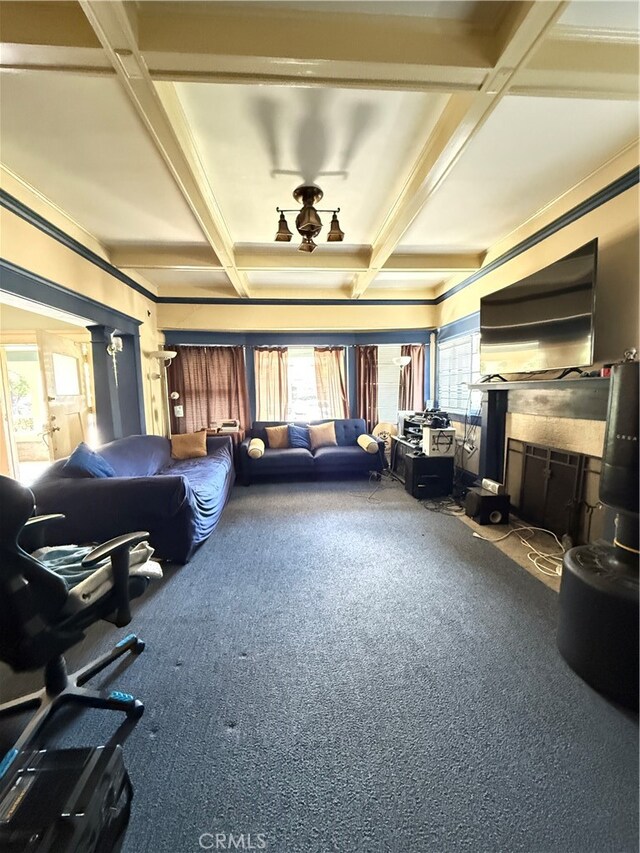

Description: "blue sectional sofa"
31 434 235 564
239 419 386 485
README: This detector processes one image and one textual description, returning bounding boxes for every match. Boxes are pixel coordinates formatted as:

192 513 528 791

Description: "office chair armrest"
82 531 150 627
20 514 66 552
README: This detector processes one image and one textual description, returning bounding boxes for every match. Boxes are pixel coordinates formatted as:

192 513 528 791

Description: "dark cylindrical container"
600 360 639 516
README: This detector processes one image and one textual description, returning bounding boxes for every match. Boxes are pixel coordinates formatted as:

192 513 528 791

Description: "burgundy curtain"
167 345 250 436
314 347 348 419
254 347 288 421
356 345 378 432
398 344 425 411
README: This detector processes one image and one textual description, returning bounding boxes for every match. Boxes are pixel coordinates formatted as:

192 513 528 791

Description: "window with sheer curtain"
377 344 403 422
284 346 347 421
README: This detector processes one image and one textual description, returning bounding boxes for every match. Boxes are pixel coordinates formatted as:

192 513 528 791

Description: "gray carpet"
1 479 638 853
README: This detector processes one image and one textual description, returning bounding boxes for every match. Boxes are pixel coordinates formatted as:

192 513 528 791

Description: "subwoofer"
464 487 510 525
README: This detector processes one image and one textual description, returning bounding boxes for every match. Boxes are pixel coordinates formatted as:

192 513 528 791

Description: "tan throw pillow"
171 430 207 460
265 425 289 448
308 421 337 450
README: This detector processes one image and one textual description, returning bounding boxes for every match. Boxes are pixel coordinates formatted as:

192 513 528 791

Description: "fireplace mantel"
469 376 609 395
469 377 610 480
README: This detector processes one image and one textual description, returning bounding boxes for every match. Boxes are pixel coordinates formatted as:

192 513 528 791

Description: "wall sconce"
106 334 123 357
106 334 123 386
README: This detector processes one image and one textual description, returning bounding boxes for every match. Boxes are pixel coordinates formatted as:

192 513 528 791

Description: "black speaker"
404 454 453 499
464 487 510 525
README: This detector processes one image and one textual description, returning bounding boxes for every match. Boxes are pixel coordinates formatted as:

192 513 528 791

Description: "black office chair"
0 475 152 779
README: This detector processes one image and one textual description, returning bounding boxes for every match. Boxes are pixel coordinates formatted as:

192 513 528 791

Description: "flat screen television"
480 239 597 375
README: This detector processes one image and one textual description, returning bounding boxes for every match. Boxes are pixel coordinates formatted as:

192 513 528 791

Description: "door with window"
37 331 90 460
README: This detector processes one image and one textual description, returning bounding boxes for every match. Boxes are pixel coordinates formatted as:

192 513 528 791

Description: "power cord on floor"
348 469 397 504
472 525 565 577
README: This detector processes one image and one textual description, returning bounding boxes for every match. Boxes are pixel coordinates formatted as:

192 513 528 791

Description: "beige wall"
157 300 437 333
438 148 639 365
0 173 166 436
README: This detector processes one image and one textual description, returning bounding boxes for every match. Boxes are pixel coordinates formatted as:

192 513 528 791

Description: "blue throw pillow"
288 424 311 449
62 442 116 478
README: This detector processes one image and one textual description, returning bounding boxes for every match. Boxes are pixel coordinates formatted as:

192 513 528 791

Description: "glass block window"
437 332 481 415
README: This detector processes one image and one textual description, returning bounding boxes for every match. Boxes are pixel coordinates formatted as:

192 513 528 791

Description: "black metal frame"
0 634 145 763
519 443 585 540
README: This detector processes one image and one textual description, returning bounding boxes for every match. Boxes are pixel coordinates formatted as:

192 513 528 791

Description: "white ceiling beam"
511 38 640 100
2 3 635 102
351 0 569 298
138 4 490 93
108 244 482 275
109 245 220 270
0 1 111 74
77 0 250 298
383 252 485 273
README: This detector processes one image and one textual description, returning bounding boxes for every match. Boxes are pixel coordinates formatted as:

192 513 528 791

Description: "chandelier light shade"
276 183 344 252
275 211 293 241
327 212 345 242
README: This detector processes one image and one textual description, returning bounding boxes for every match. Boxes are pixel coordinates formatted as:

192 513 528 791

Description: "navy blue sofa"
239 419 385 485
30 434 235 564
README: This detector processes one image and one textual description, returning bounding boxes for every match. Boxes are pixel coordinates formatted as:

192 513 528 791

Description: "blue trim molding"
0 259 141 334
437 312 480 344
158 296 437 306
1 191 157 303
163 329 434 346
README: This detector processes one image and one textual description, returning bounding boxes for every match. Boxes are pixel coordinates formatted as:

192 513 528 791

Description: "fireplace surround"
470 377 610 543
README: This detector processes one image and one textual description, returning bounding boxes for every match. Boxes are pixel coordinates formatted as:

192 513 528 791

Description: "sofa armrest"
238 438 252 485
32 475 191 547
206 435 234 454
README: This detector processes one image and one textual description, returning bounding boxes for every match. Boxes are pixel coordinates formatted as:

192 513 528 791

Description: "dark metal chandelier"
275 183 344 253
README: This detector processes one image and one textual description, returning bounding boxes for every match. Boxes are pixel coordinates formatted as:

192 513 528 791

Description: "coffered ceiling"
0 0 638 301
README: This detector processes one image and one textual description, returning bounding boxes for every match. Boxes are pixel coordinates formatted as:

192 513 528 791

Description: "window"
437 332 481 415
286 347 347 421
377 344 402 421
52 352 80 395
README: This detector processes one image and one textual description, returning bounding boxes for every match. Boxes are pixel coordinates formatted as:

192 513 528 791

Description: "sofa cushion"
288 424 311 449
171 430 207 460
265 424 290 448
62 443 116 479
308 421 337 450
249 447 314 474
313 445 380 472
